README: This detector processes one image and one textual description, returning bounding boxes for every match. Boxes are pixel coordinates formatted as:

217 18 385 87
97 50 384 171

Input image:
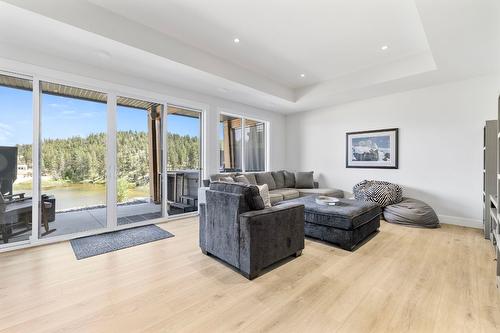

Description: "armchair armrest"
239 203 304 220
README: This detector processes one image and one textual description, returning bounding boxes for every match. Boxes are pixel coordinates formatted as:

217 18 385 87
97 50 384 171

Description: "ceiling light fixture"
381 45 389 51
233 38 240 44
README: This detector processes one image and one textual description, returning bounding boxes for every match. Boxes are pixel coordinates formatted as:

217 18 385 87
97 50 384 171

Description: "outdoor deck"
6 202 168 243
3 170 200 245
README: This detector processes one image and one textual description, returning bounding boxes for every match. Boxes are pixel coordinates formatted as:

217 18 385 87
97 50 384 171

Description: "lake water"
14 183 149 211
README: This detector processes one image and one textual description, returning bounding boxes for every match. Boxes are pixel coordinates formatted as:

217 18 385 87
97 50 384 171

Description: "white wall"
0 57 287 178
286 75 500 228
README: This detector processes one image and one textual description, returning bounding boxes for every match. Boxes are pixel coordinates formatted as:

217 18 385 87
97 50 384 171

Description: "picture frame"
346 128 399 169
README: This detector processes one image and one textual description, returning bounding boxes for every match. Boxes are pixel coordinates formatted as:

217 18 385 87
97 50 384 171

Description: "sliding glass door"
116 96 164 225
39 82 108 238
166 105 202 216
1 69 206 248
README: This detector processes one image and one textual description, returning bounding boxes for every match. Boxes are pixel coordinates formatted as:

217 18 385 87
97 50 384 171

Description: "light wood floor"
1 217 499 333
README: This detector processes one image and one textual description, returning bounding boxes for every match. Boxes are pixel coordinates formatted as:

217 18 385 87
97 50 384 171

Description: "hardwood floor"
0 217 499 333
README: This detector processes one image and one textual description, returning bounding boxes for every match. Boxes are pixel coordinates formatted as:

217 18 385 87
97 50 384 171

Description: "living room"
0 0 499 332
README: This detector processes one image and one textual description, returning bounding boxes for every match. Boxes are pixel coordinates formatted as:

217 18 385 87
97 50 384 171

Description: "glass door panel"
40 81 107 238
167 106 201 216
0 74 33 245
116 96 163 225
219 114 242 172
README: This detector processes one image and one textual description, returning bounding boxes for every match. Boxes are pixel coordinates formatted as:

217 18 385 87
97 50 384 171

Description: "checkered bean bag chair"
353 180 403 207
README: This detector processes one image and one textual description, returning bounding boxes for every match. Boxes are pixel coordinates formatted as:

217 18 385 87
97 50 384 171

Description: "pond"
14 182 149 211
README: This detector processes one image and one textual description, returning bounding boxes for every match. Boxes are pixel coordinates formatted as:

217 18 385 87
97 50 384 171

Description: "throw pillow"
244 173 258 185
255 172 277 190
283 170 295 188
257 184 272 208
220 176 234 182
295 171 314 189
235 175 250 184
271 171 285 189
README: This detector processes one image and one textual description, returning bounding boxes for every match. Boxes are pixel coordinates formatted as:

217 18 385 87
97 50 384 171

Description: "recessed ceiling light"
233 38 240 44
300 73 306 78
381 45 389 51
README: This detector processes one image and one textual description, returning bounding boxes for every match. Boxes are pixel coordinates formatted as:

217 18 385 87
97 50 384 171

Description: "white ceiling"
87 0 431 89
0 0 499 113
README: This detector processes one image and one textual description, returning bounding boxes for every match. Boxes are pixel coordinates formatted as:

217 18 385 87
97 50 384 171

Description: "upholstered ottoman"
278 195 381 250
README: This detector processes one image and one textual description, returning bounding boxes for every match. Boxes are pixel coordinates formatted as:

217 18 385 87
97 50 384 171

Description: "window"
219 114 266 172
0 74 33 244
244 119 266 172
40 81 107 238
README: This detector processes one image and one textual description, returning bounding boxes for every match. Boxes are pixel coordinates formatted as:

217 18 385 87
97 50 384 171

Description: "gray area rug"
70 225 174 260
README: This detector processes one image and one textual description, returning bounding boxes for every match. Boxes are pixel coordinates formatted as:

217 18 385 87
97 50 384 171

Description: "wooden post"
148 105 162 204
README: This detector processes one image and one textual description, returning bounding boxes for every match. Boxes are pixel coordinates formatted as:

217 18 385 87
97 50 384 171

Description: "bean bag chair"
383 197 440 228
353 180 403 207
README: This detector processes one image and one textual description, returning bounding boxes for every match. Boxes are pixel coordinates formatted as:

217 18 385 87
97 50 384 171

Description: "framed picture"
346 128 399 169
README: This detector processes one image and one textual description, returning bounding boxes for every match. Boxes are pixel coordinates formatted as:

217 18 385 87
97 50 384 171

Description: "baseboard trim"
438 214 482 229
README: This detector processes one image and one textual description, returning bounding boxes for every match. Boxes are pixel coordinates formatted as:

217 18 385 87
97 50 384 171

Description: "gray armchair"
200 182 304 279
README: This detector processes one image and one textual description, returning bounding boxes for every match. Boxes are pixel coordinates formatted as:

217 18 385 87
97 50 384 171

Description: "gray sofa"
199 182 305 279
205 170 344 205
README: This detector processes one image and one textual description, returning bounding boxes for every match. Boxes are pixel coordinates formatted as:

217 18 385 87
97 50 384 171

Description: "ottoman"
279 195 381 250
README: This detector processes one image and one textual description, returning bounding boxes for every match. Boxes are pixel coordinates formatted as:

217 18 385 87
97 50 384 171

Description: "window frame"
218 111 269 173
0 64 209 253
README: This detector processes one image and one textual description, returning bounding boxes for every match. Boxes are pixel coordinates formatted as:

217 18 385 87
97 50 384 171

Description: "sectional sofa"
203 170 344 205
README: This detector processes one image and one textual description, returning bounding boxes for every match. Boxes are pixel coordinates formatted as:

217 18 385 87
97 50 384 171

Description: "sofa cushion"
255 172 277 190
295 171 314 189
283 170 295 188
271 171 285 189
244 173 258 185
269 192 284 205
271 188 300 201
209 182 265 210
235 175 250 184
257 184 272 208
297 188 344 198
210 173 237 182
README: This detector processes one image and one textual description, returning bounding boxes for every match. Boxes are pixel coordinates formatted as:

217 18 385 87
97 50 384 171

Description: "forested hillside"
17 131 199 185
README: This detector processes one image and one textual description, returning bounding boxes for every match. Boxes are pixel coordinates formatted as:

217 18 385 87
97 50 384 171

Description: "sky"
352 135 390 149
0 86 199 146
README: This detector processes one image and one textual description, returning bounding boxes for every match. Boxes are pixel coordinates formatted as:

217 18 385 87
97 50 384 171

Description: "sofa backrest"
209 181 264 212
207 170 304 190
